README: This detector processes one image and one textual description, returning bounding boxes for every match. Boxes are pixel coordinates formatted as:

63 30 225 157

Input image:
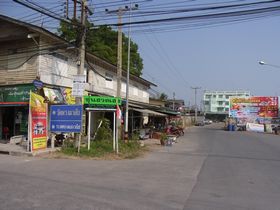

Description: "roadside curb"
0 147 60 157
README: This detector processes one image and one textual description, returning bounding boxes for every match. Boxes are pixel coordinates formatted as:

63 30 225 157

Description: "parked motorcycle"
166 125 184 137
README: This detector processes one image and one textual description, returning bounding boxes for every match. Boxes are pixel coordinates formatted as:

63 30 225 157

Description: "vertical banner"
30 92 47 151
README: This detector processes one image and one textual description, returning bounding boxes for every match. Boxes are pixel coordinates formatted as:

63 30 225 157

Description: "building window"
225 108 229 111
218 101 223 105
218 95 223 98
225 95 230 99
213 95 216 98
205 95 211 99
225 102 229 105
204 101 210 105
217 107 224 112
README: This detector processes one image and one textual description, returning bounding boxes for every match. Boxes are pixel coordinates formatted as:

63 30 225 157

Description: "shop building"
0 14 156 150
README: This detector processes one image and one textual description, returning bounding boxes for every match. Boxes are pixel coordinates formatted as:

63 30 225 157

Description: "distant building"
165 99 185 111
203 90 250 118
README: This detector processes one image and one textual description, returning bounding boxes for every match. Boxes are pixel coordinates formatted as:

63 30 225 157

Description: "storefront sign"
50 105 83 133
84 96 121 106
30 92 47 151
0 84 34 104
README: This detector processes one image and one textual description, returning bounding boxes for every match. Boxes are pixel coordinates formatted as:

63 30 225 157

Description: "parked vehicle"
204 119 213 125
195 121 205 126
166 125 184 137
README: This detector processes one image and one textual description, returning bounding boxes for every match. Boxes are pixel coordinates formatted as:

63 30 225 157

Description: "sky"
1 0 280 108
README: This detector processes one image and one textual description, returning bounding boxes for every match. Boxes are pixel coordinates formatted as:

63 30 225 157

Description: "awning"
131 108 167 117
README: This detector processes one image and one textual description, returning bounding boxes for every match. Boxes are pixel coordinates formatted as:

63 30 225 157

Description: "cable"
85 57 110 80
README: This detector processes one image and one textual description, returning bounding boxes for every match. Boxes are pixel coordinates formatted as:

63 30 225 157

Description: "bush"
95 118 112 141
60 139 145 159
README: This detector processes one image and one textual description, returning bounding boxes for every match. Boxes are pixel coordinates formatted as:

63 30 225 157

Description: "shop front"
0 84 34 141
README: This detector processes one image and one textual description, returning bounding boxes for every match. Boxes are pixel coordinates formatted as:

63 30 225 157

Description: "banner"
246 123 265 133
229 96 278 123
60 87 76 105
30 92 47 151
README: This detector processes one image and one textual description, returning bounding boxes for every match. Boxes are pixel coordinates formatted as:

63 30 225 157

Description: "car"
195 121 205 126
204 119 213 125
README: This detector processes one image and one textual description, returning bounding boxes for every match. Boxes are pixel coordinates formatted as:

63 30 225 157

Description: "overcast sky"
1 0 280 107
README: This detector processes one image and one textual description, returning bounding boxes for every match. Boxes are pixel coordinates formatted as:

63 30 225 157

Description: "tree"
159 93 168 100
57 20 143 76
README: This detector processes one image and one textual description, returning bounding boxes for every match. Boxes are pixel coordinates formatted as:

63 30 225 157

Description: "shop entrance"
0 106 28 141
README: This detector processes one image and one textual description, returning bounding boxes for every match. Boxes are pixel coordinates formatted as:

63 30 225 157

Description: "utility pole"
116 9 123 100
64 0 69 19
173 92 175 110
75 0 86 153
125 2 138 139
73 0 77 19
106 4 138 149
191 87 201 123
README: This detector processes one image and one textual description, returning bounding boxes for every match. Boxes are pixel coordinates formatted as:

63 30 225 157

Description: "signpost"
84 96 121 153
50 105 83 133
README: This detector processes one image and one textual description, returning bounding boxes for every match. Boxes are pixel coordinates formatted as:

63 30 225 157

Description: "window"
225 108 229 111
225 102 229 105
218 101 223 105
205 95 211 99
213 95 216 98
204 101 210 105
217 107 224 112
218 95 223 98
225 95 230 99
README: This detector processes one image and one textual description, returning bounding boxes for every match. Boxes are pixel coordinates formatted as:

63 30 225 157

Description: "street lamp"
258 60 280 69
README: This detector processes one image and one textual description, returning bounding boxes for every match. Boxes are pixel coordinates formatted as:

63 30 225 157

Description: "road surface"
1 124 280 210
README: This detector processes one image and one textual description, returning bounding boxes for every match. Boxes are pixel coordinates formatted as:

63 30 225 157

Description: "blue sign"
33 79 44 89
50 105 83 133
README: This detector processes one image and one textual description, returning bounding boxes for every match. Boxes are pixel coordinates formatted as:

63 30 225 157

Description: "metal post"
191 87 201 123
113 112 116 151
87 111 91 150
173 92 175 110
125 3 132 136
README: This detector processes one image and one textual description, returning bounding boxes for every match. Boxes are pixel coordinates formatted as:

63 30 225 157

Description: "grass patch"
60 139 146 159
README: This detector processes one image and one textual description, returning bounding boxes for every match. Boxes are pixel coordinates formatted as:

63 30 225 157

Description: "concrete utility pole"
116 9 123 100
76 0 86 153
106 4 138 145
191 87 201 123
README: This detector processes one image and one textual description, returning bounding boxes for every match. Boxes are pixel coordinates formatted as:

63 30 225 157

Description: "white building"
203 90 251 115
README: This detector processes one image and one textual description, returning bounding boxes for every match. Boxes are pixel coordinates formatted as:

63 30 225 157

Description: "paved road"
1 124 280 210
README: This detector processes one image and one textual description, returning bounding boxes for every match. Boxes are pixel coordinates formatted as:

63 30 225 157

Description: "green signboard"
0 84 35 104
84 96 121 106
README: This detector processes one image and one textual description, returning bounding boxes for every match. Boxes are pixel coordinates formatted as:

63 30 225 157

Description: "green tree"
159 93 168 100
58 20 143 76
